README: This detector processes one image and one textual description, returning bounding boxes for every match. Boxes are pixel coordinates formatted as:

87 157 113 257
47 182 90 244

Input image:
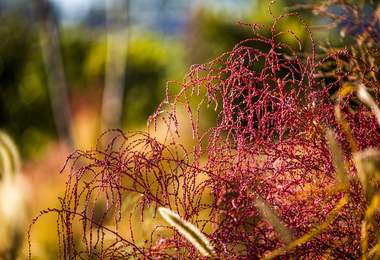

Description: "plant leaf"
326 129 349 190
255 197 293 246
264 195 348 259
357 84 380 127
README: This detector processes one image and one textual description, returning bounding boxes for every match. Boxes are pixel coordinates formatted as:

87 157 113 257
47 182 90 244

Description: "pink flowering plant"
29 1 380 259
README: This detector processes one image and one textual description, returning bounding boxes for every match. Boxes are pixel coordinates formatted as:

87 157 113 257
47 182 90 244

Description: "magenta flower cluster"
29 1 380 259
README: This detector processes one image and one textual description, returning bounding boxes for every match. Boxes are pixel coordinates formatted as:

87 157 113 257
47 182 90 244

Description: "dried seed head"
159 207 215 257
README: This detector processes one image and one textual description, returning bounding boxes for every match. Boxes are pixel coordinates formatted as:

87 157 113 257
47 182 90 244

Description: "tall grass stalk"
159 207 215 258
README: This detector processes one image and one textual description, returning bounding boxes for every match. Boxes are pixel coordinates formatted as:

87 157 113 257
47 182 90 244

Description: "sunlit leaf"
255 197 293 246
264 196 348 259
357 84 380 127
326 129 349 190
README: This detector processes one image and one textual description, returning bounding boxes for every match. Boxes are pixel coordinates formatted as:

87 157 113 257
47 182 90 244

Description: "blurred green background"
0 0 330 156
0 0 259 156
0 0 341 258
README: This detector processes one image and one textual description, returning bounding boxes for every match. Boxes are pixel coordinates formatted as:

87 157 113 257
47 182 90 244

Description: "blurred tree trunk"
31 0 73 151
101 0 129 135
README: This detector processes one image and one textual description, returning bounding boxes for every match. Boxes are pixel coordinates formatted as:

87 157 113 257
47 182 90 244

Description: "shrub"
29 1 380 259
